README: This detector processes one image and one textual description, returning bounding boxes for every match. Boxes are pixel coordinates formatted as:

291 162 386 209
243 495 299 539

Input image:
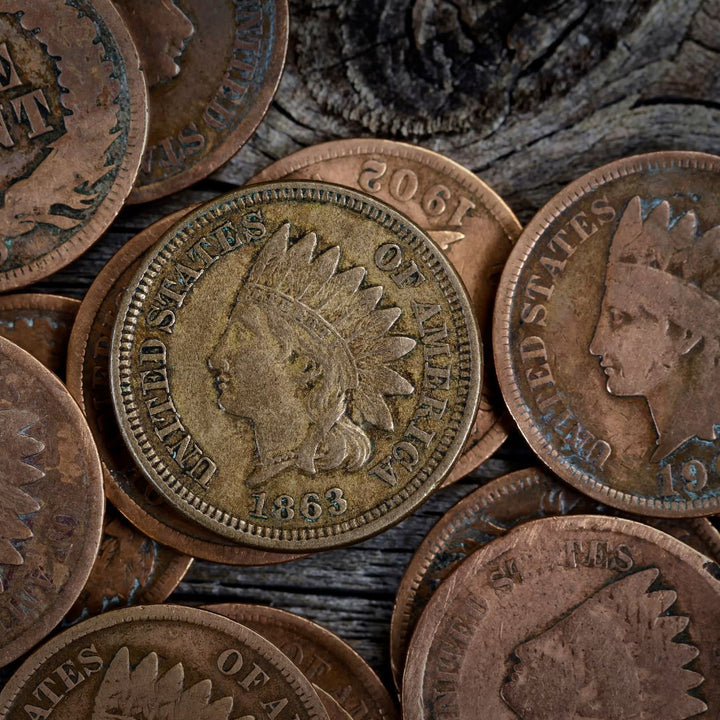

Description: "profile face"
208 300 298 421
131 0 194 88
589 279 681 397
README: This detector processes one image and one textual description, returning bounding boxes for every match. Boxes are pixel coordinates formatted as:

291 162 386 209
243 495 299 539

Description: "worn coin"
64 504 192 625
204 603 398 720
253 139 520 485
403 515 720 719
112 182 482 550
0 0 147 291
495 150 720 516
115 0 288 203
0 294 79 379
67 209 303 566
0 335 103 667
390 466 720 689
0 605 330 719
316 687 353 720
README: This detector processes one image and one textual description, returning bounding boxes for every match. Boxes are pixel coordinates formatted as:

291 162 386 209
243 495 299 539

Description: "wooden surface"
17 0 720 700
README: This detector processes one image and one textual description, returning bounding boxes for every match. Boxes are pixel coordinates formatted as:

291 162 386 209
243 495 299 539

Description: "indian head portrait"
208 222 416 490
590 195 720 463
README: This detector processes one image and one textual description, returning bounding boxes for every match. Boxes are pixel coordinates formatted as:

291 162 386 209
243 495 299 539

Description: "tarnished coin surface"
253 139 520 485
112 182 481 550
68 209 303 566
115 0 288 203
0 294 79 378
495 151 720 516
0 0 147 291
0 605 330 719
403 515 720 719
0 335 103 668
315 687 353 720
65 505 192 625
390 466 720 689
204 604 398 720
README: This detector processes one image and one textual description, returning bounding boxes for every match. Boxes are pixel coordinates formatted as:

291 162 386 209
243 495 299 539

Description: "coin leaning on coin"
110 181 482 551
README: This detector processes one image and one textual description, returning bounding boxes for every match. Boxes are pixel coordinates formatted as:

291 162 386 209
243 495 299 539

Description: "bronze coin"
494 150 720 516
67 209 304 566
112 182 482 550
252 139 521 485
402 515 720 719
0 335 103 668
64 504 192 625
390 466 720 690
0 0 147 292
0 605 330 719
203 603 398 720
0 294 79 379
115 0 288 204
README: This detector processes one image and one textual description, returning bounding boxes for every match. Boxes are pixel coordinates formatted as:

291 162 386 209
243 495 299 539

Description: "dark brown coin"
203 604 398 720
112 182 482 550
0 0 147 292
403 515 720 719
115 0 288 204
0 294 79 379
253 139 521 485
0 335 103 667
0 605 330 719
316 687 353 720
390 466 720 690
67 209 303 566
64 504 192 625
495 150 720 516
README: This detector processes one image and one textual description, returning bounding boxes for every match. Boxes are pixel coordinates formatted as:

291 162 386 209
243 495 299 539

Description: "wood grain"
10 0 720 701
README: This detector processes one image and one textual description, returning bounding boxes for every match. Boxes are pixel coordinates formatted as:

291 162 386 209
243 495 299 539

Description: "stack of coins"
2 1 720 718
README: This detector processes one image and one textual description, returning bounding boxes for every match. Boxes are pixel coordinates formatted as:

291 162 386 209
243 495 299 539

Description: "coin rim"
127 0 289 204
0 0 148 292
493 150 720 517
111 180 482 550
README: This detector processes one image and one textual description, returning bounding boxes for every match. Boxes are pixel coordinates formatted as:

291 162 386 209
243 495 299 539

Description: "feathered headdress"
92 647 234 720
242 223 416 432
0 408 43 591
608 196 720 332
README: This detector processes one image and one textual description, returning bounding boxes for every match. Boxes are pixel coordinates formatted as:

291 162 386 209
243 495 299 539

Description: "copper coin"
64 504 192 625
0 0 147 292
0 335 103 667
0 294 79 379
203 603 398 720
115 0 288 204
67 209 303 566
495 150 720 516
253 139 521 485
0 605 330 719
403 515 720 719
112 182 482 550
390 466 720 690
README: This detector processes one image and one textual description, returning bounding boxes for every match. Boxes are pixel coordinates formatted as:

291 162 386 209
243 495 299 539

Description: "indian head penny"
204 604 398 720
403 515 720 719
115 0 288 203
0 335 103 667
111 182 481 550
494 151 720 516
0 0 147 291
390 466 720 689
252 139 521 484
0 605 330 719
67 209 303 566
